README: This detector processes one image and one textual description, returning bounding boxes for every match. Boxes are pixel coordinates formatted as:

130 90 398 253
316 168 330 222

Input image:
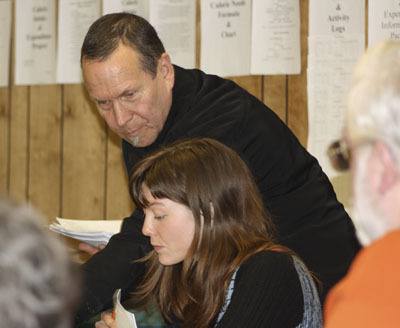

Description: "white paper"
200 0 251 76
15 0 56 85
102 0 149 19
368 0 400 47
57 0 101 84
113 289 137 328
49 218 122 247
251 0 300 75
309 0 365 36
55 217 122 233
307 0 365 178
149 0 196 68
0 0 12 87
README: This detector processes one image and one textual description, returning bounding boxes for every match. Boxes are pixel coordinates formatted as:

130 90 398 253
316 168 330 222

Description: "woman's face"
141 185 195 265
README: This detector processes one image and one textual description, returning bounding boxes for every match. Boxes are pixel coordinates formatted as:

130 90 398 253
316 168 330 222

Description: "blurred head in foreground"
0 199 80 328
328 40 400 245
348 41 400 245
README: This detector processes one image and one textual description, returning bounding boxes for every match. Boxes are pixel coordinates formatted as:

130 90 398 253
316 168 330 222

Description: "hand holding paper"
95 289 137 328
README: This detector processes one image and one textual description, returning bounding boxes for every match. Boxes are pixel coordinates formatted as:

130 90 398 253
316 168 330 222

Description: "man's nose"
113 101 131 127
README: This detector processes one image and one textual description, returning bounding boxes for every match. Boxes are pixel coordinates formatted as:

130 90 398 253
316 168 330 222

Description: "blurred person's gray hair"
346 40 400 163
0 199 80 328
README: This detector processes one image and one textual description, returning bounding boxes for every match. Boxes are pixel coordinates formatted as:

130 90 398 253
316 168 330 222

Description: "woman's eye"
154 215 167 220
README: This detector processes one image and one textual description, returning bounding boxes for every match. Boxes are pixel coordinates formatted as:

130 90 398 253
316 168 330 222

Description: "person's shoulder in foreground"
325 230 400 328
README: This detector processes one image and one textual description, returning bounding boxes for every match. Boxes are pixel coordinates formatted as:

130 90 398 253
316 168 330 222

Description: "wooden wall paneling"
195 0 201 68
8 86 29 202
365 0 368 48
263 76 287 123
28 85 62 221
287 0 308 147
105 131 133 220
331 172 353 209
0 88 10 195
61 85 107 219
229 75 263 101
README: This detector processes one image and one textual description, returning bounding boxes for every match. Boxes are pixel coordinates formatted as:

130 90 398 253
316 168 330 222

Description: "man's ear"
158 53 174 87
369 142 399 194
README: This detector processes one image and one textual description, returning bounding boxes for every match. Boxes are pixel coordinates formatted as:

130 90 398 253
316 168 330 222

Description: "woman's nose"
142 217 153 237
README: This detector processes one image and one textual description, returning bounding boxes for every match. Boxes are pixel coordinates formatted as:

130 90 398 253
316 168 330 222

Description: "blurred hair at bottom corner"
0 197 81 328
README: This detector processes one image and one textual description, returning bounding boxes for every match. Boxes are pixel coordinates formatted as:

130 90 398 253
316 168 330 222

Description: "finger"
102 312 116 326
100 310 112 319
95 320 109 328
78 243 100 255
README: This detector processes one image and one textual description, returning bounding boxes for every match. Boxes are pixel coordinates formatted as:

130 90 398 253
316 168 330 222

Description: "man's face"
82 44 174 147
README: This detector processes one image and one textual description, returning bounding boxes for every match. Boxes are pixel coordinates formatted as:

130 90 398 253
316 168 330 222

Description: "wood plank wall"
0 0 356 222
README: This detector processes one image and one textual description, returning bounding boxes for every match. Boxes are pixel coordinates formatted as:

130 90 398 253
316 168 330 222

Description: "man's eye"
154 215 167 220
96 100 111 110
122 92 136 101
96 100 107 105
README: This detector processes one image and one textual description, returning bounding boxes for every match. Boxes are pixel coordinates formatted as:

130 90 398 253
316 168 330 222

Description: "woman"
97 138 322 328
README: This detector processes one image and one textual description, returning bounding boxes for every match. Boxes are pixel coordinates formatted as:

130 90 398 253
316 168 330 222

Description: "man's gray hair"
347 41 400 163
0 199 79 328
81 13 165 77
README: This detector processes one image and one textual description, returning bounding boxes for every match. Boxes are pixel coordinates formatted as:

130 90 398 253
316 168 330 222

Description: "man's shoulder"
174 65 258 107
172 67 275 132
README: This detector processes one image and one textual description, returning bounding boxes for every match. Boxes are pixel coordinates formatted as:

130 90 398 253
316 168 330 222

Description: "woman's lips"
153 245 163 252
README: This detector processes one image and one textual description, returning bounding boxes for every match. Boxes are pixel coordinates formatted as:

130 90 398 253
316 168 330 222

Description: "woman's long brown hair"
129 138 285 328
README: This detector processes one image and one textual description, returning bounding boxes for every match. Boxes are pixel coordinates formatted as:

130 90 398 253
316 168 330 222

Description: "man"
324 41 400 327
0 198 80 327
77 13 360 322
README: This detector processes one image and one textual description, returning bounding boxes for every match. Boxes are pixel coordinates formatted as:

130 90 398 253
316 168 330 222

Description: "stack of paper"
49 217 122 247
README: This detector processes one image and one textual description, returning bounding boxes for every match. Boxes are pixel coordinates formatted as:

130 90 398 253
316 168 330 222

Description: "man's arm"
75 209 151 324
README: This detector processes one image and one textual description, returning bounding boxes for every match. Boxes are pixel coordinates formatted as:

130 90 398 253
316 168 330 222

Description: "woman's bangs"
142 162 186 206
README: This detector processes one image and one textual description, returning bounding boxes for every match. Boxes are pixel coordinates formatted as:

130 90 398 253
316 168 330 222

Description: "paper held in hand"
49 217 122 247
113 289 137 328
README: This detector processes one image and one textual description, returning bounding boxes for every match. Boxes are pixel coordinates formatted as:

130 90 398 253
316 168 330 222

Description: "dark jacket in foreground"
76 66 360 323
